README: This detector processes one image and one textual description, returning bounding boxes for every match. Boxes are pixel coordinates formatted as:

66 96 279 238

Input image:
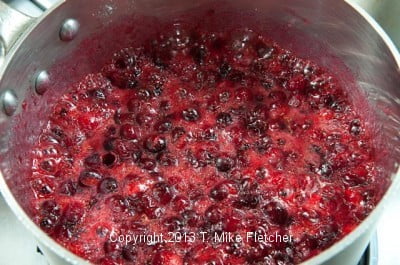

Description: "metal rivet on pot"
1 90 18 116
60 18 79 41
35 70 50 95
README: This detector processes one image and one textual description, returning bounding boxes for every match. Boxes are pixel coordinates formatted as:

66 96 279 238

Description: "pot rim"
0 3 89 264
0 0 399 264
306 172 400 265
305 1 400 262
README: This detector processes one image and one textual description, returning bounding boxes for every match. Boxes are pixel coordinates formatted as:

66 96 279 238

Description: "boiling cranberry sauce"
28 27 388 265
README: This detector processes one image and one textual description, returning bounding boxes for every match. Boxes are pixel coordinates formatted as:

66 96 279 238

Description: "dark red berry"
182 108 200 121
145 135 167 153
172 195 190 211
263 201 290 225
172 127 185 141
157 152 177 167
209 183 229 201
156 120 173 133
205 205 223 224
102 153 117 167
98 177 118 193
191 45 207 64
349 119 362 136
79 170 103 187
120 124 138 140
254 41 274 59
287 74 307 91
317 162 333 178
40 160 56 172
41 200 60 216
153 182 173 204
216 112 233 126
122 244 137 262
219 63 232 78
215 155 235 172
182 210 200 227
234 193 259 209
57 203 84 238
106 195 127 212
59 180 78 196
84 153 101 168
140 157 157 171
103 138 116 151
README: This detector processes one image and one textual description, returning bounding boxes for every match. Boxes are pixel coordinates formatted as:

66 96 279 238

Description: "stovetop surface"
0 198 48 265
0 0 399 265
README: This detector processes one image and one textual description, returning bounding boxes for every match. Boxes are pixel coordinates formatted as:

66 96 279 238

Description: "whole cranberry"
102 153 117 167
171 127 185 141
219 62 232 78
153 182 173 204
182 108 200 122
122 243 138 262
209 183 229 201
106 195 127 213
215 155 235 172
56 203 85 238
145 135 167 153
234 193 259 209
79 170 103 187
114 51 136 69
216 112 233 126
172 195 190 211
205 205 223 224
98 177 118 193
120 124 138 140
39 159 56 172
155 120 173 133
262 201 290 225
349 119 362 136
103 138 116 151
191 45 208 64
157 152 177 167
59 180 78 196
254 41 274 59
84 153 102 168
182 210 200 227
140 157 157 171
41 200 61 217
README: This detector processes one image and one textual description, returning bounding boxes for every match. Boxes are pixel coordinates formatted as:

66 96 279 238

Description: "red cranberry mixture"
28 27 388 265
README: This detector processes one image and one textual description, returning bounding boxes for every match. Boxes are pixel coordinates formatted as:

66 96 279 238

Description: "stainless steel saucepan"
0 0 399 264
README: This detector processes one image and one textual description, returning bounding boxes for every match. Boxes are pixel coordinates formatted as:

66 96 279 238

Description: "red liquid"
28 27 388 264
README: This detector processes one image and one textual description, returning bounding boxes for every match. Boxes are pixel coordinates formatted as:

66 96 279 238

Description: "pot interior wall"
0 0 399 259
